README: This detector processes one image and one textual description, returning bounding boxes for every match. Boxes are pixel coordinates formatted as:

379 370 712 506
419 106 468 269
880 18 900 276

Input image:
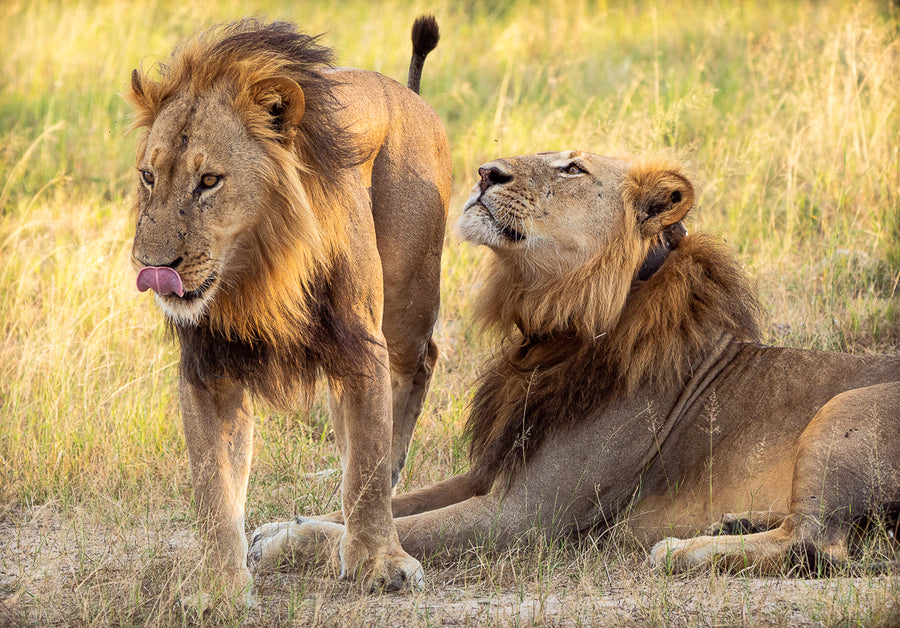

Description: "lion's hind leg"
387 336 439 487
651 522 798 574
654 382 900 575
650 517 849 575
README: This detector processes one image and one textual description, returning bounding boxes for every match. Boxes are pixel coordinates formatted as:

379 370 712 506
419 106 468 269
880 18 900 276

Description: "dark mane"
176 259 377 409
465 234 763 492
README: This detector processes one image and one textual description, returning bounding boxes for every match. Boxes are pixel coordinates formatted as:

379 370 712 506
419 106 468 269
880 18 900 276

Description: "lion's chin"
154 284 217 328
457 203 526 250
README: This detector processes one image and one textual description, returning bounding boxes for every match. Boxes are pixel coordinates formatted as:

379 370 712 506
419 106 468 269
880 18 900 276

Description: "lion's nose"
134 254 184 270
478 164 513 193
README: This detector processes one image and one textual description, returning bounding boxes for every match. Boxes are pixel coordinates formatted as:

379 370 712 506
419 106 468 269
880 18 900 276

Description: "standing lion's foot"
247 518 342 573
177 567 256 620
339 532 424 593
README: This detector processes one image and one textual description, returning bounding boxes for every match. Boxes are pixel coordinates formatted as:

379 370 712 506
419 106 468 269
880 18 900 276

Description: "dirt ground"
2 502 897 627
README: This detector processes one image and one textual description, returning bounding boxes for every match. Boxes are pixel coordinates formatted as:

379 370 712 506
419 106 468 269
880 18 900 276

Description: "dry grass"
1 0 899 625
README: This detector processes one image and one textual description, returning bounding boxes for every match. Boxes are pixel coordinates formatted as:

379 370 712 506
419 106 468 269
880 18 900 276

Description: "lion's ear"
251 77 306 147
126 69 158 128
630 170 695 237
131 69 145 100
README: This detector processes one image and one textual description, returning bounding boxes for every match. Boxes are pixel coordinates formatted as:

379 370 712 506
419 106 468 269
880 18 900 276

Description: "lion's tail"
407 15 440 94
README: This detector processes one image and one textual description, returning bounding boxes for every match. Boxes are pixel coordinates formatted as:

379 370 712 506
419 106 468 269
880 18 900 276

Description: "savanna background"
1 0 899 625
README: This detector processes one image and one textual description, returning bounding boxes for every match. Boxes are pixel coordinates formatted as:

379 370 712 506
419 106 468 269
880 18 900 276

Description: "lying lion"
249 151 900 576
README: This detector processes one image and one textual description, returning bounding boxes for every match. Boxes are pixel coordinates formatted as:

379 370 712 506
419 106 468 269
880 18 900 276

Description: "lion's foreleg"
179 372 254 606
327 349 424 591
292 468 479 525
390 470 483 518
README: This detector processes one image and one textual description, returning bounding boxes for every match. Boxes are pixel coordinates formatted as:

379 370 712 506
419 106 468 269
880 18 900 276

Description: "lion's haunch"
136 266 185 297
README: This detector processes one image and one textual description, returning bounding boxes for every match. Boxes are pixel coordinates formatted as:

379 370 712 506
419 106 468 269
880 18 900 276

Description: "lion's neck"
603 233 762 393
181 254 375 409
476 243 643 340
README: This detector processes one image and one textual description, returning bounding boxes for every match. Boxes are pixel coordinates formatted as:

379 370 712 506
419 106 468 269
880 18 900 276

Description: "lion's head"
458 150 696 339
127 20 358 343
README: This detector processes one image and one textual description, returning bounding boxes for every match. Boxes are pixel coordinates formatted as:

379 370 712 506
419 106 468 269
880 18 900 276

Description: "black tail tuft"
411 14 440 57
407 15 440 93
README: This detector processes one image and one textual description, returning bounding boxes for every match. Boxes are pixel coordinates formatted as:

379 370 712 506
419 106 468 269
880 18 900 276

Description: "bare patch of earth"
1 503 897 626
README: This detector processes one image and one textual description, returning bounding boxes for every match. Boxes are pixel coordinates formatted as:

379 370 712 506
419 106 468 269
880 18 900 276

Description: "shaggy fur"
466 233 763 492
176 260 374 407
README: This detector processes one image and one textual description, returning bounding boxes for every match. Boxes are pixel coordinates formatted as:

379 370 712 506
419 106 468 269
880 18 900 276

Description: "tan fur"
248 151 900 579
129 18 450 606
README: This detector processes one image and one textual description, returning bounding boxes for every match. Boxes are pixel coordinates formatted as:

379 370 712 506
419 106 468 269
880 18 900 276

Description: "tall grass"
1 0 898 625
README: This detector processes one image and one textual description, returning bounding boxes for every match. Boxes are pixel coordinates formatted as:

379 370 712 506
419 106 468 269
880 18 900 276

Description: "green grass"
1 0 899 625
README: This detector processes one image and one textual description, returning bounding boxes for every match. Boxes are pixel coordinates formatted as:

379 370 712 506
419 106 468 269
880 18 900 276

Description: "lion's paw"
340 538 424 593
705 513 755 536
649 537 682 570
248 518 343 572
650 535 728 573
177 576 257 620
247 521 295 571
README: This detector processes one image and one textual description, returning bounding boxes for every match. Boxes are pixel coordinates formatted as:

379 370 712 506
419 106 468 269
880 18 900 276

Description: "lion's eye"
562 164 585 175
199 174 221 189
140 170 155 186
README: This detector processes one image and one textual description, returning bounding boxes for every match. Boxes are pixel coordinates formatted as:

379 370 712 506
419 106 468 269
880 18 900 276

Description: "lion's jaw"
457 151 631 276
131 92 270 328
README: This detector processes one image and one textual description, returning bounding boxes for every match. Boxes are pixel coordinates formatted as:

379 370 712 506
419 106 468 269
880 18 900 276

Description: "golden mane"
465 171 762 490
473 218 643 340
473 156 700 341
127 20 361 348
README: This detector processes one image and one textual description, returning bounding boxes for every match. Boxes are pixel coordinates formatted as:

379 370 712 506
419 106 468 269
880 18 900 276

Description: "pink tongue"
136 266 185 297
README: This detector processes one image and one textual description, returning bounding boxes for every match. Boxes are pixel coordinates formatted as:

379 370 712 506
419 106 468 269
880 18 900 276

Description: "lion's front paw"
248 518 343 573
177 571 256 620
340 536 424 593
247 521 294 571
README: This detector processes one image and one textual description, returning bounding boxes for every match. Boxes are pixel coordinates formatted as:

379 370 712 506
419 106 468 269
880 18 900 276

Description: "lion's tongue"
136 266 185 297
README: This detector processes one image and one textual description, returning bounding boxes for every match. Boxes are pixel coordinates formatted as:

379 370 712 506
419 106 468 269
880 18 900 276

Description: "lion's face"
457 150 695 337
457 151 632 274
131 92 270 326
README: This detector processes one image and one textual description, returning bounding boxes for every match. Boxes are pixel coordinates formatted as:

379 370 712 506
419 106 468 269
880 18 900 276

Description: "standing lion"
127 16 450 605
248 151 900 578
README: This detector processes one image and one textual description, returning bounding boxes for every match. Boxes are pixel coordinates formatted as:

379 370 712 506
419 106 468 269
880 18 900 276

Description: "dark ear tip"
131 69 143 95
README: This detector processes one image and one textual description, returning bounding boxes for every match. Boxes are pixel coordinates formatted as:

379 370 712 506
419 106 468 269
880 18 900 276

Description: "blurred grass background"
0 0 898 623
